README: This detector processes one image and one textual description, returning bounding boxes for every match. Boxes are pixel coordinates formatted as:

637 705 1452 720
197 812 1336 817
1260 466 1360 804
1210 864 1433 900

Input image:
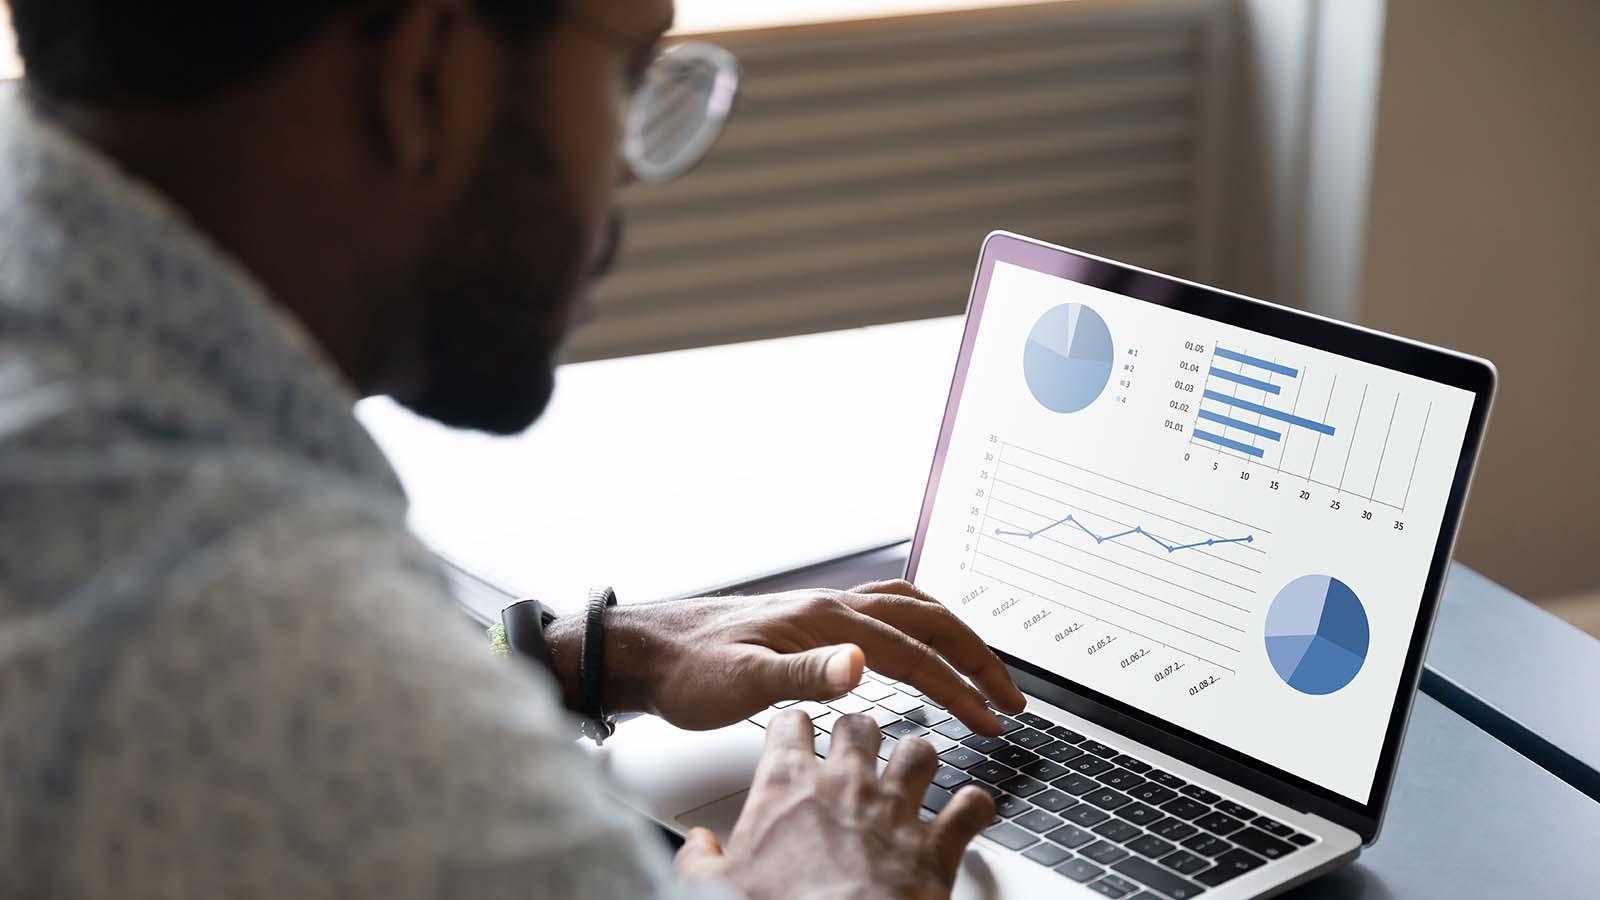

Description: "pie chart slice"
1264 575 1370 695
1023 303 1114 413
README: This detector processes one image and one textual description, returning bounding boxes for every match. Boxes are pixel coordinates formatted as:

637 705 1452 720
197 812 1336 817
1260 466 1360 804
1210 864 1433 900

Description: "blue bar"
1204 390 1337 436
1198 409 1282 441
1194 429 1266 458
1209 367 1281 395
1215 346 1298 378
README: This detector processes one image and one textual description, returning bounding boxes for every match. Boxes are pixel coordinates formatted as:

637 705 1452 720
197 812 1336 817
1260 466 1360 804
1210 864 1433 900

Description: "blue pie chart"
1265 575 1370 695
1023 303 1114 413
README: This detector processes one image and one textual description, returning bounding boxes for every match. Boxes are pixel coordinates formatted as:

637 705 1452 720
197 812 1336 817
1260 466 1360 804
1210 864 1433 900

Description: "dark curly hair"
7 1 562 101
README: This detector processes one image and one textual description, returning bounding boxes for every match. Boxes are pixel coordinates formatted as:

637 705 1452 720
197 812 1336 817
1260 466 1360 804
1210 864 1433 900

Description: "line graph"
995 514 1256 554
967 441 1269 675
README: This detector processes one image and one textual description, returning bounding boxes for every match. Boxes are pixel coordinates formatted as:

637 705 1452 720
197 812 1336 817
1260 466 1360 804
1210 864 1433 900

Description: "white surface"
357 317 964 617
913 259 1476 803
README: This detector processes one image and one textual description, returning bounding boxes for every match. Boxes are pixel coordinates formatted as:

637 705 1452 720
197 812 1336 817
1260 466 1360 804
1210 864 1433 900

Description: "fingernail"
825 646 863 692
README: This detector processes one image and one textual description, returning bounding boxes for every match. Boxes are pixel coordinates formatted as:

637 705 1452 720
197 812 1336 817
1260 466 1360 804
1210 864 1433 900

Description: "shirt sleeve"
65 496 739 900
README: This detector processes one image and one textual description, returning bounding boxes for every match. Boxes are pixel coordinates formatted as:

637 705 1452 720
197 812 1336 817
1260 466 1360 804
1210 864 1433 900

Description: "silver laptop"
600 232 1496 899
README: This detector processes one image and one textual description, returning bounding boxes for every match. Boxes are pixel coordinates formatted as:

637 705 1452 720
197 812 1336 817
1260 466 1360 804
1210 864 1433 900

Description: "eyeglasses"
622 42 741 183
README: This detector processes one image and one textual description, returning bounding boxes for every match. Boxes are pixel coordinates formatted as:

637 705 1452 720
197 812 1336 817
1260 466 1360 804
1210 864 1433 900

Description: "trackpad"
676 789 750 844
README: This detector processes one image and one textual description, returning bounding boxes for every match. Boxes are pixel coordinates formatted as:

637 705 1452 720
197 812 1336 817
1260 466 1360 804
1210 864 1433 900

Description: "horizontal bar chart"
1214 346 1299 378
1194 429 1267 458
1198 409 1282 441
1203 390 1337 436
1209 367 1282 395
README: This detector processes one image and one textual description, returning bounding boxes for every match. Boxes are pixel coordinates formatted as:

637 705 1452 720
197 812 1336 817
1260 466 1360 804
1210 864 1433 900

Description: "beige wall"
1359 0 1600 600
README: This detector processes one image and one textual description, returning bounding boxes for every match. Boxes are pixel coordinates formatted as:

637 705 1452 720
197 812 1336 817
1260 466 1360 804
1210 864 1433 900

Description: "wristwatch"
498 589 619 743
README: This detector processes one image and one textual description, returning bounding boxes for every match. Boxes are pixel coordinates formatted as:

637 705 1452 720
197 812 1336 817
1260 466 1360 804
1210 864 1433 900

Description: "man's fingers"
674 827 726 879
929 786 997 885
829 607 1002 735
826 712 883 769
880 735 940 819
739 642 864 704
847 591 1026 714
752 708 818 792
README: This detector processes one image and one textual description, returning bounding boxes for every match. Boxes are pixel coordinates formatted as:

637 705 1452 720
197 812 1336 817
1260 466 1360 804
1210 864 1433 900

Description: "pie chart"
1023 303 1115 413
1265 575 1370 695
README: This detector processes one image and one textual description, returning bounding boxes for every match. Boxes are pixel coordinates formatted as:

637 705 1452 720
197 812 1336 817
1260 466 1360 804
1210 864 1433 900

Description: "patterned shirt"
0 87 725 900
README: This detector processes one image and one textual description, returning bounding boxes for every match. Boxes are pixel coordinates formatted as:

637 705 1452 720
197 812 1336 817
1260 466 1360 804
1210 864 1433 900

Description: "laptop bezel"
904 231 1496 845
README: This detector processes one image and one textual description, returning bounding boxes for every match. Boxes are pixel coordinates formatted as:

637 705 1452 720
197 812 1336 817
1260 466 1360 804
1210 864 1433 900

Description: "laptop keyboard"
747 671 1317 899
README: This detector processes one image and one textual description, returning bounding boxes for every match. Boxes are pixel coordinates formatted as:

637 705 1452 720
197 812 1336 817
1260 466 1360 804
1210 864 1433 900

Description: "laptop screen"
911 240 1482 806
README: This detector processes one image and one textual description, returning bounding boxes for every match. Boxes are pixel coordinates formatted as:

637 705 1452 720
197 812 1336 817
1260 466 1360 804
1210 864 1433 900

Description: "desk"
731 547 1600 898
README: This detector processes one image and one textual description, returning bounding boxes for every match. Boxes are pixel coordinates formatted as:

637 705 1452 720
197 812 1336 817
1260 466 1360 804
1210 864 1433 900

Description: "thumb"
765 643 864 701
675 827 726 879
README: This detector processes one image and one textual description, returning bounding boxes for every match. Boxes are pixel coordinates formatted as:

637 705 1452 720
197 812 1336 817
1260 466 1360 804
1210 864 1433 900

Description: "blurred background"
4 0 1593 629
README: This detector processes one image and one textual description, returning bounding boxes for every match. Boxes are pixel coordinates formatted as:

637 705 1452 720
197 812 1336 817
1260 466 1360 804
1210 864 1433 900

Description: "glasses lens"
626 43 739 183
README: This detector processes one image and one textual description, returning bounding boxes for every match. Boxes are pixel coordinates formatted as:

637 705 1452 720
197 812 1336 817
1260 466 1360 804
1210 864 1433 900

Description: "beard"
396 91 605 436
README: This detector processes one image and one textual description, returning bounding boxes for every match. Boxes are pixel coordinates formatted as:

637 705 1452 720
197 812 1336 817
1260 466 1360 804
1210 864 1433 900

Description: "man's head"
9 0 674 433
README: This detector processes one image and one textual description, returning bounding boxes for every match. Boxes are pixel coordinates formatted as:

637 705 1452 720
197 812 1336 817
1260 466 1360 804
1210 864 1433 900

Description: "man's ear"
371 0 497 190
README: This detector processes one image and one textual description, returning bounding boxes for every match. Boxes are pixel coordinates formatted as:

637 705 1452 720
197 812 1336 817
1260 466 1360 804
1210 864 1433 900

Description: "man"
0 1 1030 898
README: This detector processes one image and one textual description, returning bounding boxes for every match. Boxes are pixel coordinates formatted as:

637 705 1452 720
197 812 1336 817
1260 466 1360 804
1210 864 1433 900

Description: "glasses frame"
623 41 741 184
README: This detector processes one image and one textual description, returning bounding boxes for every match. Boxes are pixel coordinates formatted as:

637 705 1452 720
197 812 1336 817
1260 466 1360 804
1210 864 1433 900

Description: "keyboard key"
813 711 842 732
827 694 873 715
1023 842 1073 867
940 746 984 769
1180 784 1221 804
878 692 923 715
1147 769 1188 790
1081 840 1130 865
915 693 947 710
994 793 1032 819
860 706 901 728
1252 815 1297 838
982 821 1039 851
1216 800 1256 821
893 680 923 695
1129 783 1178 805
1055 773 1102 795
1014 809 1064 833
1114 802 1163 826
990 746 1038 768
1289 833 1316 847
1194 848 1267 887
1036 740 1085 764
1231 827 1296 860
878 736 898 761
1111 857 1206 899
1093 874 1142 898
1127 835 1176 859
922 784 952 813
791 701 831 720
1158 850 1209 876
1045 824 1096 849
903 706 952 728
1149 819 1199 842
933 765 973 790
882 720 928 741
1055 858 1105 883
1112 755 1152 773
852 681 897 702
813 733 830 757
1070 756 1116 777
1159 798 1209 820
998 774 1048 797
1020 759 1070 781
929 717 971 740
1063 805 1111 827
1080 740 1119 758
1093 819 1141 843
994 715 1024 735
1017 712 1056 731
960 734 1003 753
969 761 1017 785
1009 727 1054 750
1086 788 1133 811
1048 724 1088 743
1099 769 1147 791
1180 834 1230 857
1030 789 1077 813
923 732 958 753
1130 894 1166 900
1195 811 1246 836
861 668 890 683
969 781 1006 801
748 707 780 728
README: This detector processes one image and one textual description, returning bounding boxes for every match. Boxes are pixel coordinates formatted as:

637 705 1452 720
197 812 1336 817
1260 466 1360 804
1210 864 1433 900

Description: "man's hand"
545 579 1025 736
676 711 995 900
